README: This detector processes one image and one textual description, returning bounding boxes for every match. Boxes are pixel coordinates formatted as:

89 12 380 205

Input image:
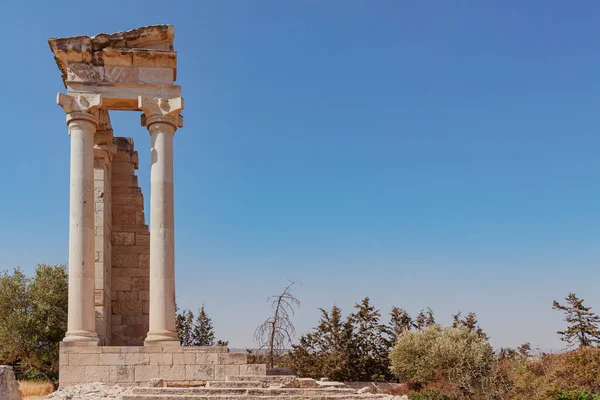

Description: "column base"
63 330 99 346
145 330 180 346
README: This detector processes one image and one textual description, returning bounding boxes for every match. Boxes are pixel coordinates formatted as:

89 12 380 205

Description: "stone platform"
121 376 395 400
59 345 266 387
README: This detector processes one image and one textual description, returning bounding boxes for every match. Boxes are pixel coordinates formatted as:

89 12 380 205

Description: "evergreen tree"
318 305 355 381
425 307 436 326
415 307 435 329
553 293 600 348
389 307 415 340
348 298 393 381
452 311 487 339
176 309 194 346
288 305 354 381
175 304 189 345
192 305 216 346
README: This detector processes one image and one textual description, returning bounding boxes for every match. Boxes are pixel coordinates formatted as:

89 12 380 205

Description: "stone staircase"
122 375 387 400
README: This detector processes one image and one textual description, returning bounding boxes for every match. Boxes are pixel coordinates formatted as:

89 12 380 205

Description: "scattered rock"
281 378 317 389
298 378 317 389
358 386 376 394
0 366 21 400
148 378 165 388
316 380 346 388
44 382 131 400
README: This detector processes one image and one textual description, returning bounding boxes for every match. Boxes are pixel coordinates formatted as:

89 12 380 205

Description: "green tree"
176 304 227 347
289 299 395 382
314 305 355 380
0 265 68 389
389 306 415 340
452 311 487 339
175 307 195 346
553 293 600 348
191 305 216 346
416 307 436 330
348 297 393 381
288 305 354 381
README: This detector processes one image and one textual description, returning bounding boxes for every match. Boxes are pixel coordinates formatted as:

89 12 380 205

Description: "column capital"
57 93 103 127
138 96 184 130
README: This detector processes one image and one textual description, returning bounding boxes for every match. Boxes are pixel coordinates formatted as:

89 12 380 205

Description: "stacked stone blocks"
110 138 150 346
94 145 113 346
59 345 266 386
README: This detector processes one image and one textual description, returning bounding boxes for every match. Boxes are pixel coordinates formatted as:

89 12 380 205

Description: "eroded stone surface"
44 382 131 400
0 366 21 400
49 25 176 86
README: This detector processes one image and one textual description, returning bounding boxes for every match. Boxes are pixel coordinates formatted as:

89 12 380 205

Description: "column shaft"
64 117 99 344
145 122 178 345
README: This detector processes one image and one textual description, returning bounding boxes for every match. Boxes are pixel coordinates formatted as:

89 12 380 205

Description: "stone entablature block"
49 25 176 86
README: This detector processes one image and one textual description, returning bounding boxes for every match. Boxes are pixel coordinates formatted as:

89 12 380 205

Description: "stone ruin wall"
94 140 113 346
94 137 150 346
58 345 266 387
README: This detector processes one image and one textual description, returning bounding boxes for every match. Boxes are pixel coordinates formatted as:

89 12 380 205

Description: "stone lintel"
66 82 181 111
49 25 175 87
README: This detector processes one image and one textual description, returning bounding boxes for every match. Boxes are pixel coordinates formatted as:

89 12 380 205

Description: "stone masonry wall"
59 345 266 387
110 138 150 346
94 150 113 346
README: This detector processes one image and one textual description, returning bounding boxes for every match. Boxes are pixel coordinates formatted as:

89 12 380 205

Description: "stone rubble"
316 380 346 388
44 383 131 400
42 380 412 400
147 379 164 388
358 386 377 394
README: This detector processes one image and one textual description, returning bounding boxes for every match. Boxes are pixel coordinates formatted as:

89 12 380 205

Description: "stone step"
132 387 359 396
226 375 297 382
124 396 378 400
206 381 265 388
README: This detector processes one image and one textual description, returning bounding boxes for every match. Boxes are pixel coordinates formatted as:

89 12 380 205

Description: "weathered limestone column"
139 96 183 346
58 93 103 344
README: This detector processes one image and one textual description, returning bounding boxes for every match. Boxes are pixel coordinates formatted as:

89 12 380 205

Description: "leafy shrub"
567 348 600 392
507 348 600 399
390 324 442 385
409 389 451 400
390 325 494 397
556 391 600 400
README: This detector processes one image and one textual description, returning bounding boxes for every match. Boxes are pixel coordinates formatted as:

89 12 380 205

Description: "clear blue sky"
1 1 599 351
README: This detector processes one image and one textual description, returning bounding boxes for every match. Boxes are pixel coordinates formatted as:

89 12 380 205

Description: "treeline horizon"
3 265 600 399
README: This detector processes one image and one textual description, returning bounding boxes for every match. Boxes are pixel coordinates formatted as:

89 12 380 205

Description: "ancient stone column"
57 93 103 344
139 96 183 346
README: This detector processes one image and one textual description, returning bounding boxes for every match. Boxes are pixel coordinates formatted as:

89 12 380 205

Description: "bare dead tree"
254 280 300 369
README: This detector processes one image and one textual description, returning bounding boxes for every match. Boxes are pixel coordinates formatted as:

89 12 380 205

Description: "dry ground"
18 380 54 399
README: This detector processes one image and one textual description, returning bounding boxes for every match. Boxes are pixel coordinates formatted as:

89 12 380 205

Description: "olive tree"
0 265 68 389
